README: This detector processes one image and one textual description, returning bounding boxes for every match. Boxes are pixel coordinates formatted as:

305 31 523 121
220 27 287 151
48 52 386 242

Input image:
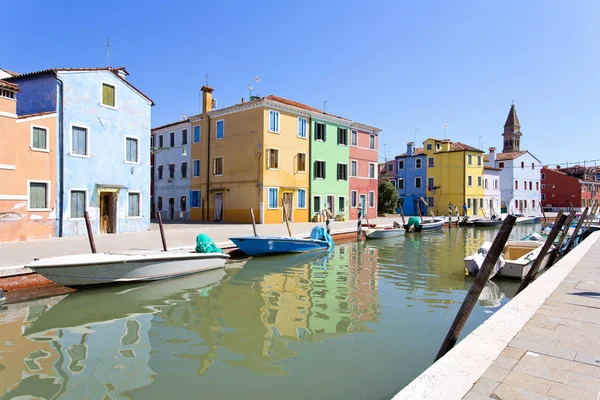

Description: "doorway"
359 194 366 216
213 192 224 222
168 198 175 220
99 191 117 234
282 192 293 222
473 198 478 216
327 195 335 217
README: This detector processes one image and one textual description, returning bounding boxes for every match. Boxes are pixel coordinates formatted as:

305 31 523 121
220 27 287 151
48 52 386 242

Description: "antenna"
205 73 209 86
323 100 328 112
442 124 448 139
106 38 110 66
414 128 419 143
248 84 253 97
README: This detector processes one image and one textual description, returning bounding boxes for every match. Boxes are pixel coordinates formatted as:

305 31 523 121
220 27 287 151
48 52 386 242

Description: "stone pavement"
463 235 600 400
0 216 409 273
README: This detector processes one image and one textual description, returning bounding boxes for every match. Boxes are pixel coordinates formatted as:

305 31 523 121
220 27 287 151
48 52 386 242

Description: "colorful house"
422 138 485 216
0 80 57 242
348 123 380 220
395 142 427 216
483 163 502 215
7 67 154 236
541 166 600 210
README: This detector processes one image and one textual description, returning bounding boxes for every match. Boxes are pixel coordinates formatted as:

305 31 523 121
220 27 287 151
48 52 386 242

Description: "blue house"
395 142 427 216
7 67 154 236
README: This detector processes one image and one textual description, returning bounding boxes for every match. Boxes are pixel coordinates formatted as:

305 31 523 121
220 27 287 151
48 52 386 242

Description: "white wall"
483 169 501 215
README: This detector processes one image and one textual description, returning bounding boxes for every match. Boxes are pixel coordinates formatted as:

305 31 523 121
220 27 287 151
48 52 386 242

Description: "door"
327 195 335 217
473 198 478 216
359 194 366 216
99 192 116 234
282 192 293 222
213 193 224 222
518 200 524 214
168 198 175 220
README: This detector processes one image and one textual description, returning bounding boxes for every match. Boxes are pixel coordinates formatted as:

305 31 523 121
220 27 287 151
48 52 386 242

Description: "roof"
0 68 19 77
0 80 18 91
18 111 55 119
265 95 351 121
152 118 192 132
483 165 502 171
449 142 484 153
6 67 154 105
504 104 521 129
424 137 446 142
483 150 528 162
396 147 425 158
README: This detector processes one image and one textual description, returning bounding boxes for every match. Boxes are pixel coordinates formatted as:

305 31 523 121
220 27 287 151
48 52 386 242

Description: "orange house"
0 80 57 242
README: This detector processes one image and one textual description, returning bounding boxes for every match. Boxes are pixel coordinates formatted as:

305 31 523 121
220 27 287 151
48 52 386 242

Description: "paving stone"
516 331 561 347
558 337 600 355
492 383 556 400
500 346 526 360
503 370 553 395
469 377 500 396
493 355 519 370
547 382 599 400
512 354 569 383
563 371 600 391
482 366 511 382
462 393 493 400
510 338 577 361
574 351 600 367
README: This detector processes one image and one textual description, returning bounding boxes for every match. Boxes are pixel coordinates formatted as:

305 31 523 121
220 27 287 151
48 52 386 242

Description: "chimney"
489 147 496 165
113 67 129 80
201 86 214 114
407 142 414 157
556 165 561 170
441 140 451 152
241 98 244 103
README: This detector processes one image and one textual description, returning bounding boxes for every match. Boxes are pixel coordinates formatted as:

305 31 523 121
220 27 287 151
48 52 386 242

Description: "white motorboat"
364 224 405 239
515 216 541 225
26 251 230 287
464 240 553 280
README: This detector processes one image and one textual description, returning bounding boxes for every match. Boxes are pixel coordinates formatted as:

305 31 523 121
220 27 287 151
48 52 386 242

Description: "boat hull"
404 217 445 232
26 252 230 287
364 228 405 239
229 236 329 256
472 220 504 228
516 216 541 225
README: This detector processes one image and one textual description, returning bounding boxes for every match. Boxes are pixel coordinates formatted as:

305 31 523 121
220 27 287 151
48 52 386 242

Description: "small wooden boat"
472 216 504 228
364 225 405 239
229 236 330 256
26 251 230 288
404 216 445 232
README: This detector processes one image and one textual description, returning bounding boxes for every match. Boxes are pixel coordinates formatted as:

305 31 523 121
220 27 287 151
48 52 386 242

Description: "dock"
394 230 600 400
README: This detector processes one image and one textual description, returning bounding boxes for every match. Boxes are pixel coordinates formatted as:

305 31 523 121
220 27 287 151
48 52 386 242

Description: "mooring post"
249 208 258 236
326 217 331 234
448 204 452 229
416 200 423 223
539 203 547 223
398 203 406 226
357 208 362 241
156 209 168 251
435 215 516 362
83 210 97 254
516 213 567 295
563 207 589 255
584 205 597 231
282 201 293 238
547 210 576 267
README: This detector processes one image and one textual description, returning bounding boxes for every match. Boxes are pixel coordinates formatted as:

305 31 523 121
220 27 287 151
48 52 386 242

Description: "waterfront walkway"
395 231 600 400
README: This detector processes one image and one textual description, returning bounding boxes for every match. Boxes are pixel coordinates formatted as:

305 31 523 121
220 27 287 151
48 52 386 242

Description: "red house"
349 123 380 220
541 166 600 209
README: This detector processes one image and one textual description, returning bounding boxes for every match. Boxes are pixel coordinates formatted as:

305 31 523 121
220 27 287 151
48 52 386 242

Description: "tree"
378 178 399 214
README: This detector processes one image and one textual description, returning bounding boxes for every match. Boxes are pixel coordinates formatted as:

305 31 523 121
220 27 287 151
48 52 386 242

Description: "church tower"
502 103 522 153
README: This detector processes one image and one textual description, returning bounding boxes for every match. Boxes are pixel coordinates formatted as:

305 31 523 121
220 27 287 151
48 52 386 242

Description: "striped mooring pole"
448 203 453 228
326 217 331 234
357 207 363 241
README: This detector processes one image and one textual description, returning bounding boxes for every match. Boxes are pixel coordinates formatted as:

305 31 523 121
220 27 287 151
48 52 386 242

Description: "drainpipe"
205 115 211 221
57 76 64 237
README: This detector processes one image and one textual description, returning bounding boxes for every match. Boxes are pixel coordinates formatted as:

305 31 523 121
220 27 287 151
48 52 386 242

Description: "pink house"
349 123 380 220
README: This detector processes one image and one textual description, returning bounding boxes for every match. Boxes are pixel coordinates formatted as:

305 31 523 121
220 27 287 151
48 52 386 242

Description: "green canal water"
0 225 542 400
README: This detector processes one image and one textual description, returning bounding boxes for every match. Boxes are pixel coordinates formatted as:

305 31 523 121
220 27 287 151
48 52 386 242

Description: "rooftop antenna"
248 84 253 97
414 128 419 143
205 73 209 86
324 100 328 112
442 124 448 139
106 38 110 66
479 135 484 150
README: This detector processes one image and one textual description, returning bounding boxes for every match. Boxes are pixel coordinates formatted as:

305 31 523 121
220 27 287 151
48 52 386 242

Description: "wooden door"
282 192 293 221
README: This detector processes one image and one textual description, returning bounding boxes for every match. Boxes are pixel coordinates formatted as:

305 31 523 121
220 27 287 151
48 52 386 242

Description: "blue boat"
229 236 330 256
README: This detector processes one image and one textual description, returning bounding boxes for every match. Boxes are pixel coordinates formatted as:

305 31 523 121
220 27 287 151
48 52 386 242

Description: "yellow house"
189 87 311 223
422 138 485 216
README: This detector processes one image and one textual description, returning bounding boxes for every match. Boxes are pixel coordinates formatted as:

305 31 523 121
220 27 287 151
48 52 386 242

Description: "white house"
152 118 192 220
484 105 542 216
483 165 501 216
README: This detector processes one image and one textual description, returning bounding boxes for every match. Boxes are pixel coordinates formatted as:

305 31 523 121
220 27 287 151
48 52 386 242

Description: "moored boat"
364 222 405 239
515 216 541 225
229 235 330 256
472 215 505 228
404 216 445 232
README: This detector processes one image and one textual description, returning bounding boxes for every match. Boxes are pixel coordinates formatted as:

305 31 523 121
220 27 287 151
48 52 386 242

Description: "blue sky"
5 0 600 166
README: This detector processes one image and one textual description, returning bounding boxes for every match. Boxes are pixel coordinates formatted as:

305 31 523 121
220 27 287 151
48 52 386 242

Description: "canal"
0 224 541 400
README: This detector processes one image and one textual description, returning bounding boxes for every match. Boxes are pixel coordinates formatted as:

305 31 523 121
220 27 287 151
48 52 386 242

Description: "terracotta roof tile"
265 95 351 121
484 165 502 171
483 150 527 162
18 111 55 119
396 147 425 157
152 118 192 132
1 68 19 77
449 142 483 153
0 80 18 91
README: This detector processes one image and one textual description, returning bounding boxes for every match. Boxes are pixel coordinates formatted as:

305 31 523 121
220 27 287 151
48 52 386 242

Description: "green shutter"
102 84 115 107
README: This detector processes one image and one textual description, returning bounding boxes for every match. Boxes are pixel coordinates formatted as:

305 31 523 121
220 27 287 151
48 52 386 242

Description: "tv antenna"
324 100 328 112
414 128 419 143
106 38 110 66
442 124 448 139
248 84 254 97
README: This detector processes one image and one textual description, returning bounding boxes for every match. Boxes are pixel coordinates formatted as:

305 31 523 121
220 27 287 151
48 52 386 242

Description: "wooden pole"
435 215 516 361
357 208 363 241
282 201 293 238
516 213 567 295
416 200 423 223
584 205 597 231
421 197 435 217
83 211 97 254
326 218 331 234
547 210 576 267
448 204 452 229
249 208 258 236
398 202 406 226
539 202 547 223
563 207 589 255
156 210 168 251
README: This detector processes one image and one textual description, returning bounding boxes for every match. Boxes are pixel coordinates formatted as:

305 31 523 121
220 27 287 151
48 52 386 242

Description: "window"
191 191 201 208
268 188 278 209
499 162 505 168
428 157 434 168
416 159 422 168
128 192 141 217
428 177 434 188
298 189 306 209
541 173 546 180
180 196 187 212
532 199 535 209
71 125 88 156
298 117 307 138
269 110 280 133
426 143 432 150
337 163 348 181
168 163 175 179
70 190 85 218
494 179 498 189
477 156 482 166
101 83 115 107
31 126 48 151
181 129 188 145
369 163 376 179
337 128 348 145
369 191 375 208
29 182 49 210
314 161 326 179
338 197 346 213
159 135 164 148
398 178 404 189
515 180 518 190
387 163 393 172
181 162 188 178
514 200 518 209
216 120 224 139
477 176 482 187
351 160 358 177
521 161 525 168
415 177 422 188
524 200 528 208
541 184 545 189
351 191 357 207
351 130 358 146
193 126 200 143
484 178 488 189
467 155 472 165
542 193 546 201
297 153 306 172
536 182 539 190
267 149 279 169
157 197 163 211
428 197 434 207
467 176 472 186
169 131 175 147
369 134 375 149
390 179 396 188
532 163 535 170
125 137 139 163
313 196 321 213
479 198 483 208
315 122 326 141
436 143 441 151
468 198 472 208
529 181 532 190
193 160 200 177
158 165 163 180
398 160 404 170
213 157 224 175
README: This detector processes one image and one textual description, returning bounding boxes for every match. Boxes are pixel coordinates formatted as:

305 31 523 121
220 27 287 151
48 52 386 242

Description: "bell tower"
502 103 522 153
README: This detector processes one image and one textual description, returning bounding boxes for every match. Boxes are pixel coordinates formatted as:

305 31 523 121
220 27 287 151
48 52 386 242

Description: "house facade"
483 165 501 216
541 166 600 210
395 142 427 216
348 124 380 220
7 67 153 236
151 119 192 220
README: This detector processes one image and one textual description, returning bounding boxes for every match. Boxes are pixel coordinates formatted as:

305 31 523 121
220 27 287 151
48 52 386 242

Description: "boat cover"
195 234 223 253
310 226 334 248
467 241 505 278
407 217 421 228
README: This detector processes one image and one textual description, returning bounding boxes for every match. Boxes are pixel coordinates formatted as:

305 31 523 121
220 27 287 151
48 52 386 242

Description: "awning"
96 183 127 192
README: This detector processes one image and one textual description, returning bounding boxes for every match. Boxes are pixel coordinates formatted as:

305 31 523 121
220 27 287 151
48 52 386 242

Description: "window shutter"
323 162 326 179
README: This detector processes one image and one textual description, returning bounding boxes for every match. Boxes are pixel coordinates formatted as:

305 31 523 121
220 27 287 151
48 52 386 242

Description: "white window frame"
269 110 280 133
315 122 326 141
181 129 188 145
398 178 404 189
468 175 473 186
213 156 224 176
297 189 307 209
337 163 348 181
368 191 375 208
428 157 434 168
467 154 472 165
27 180 51 211
297 152 307 173
369 163 377 179
494 179 498 189
426 143 432 150
350 160 358 177
124 135 140 164
100 81 117 110
477 156 482 166
313 195 322 213
415 177 422 188
69 123 91 158
315 160 326 179
397 160 404 170
30 124 49 152
191 190 201 208
216 120 224 140
180 161 188 178
477 176 482 187
267 187 279 209
427 196 434 207
338 196 346 213
415 158 422 169
337 127 348 146
267 148 280 170
297 117 307 139
369 134 375 150
192 159 200 177
428 177 434 188
126 191 142 218
68 188 88 220
484 178 488 189
351 190 358 208
351 130 358 147
390 179 397 188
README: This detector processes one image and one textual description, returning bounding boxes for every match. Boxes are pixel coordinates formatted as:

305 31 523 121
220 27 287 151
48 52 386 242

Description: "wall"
152 121 191 220
310 118 351 220
492 153 542 215
396 155 427 216
483 168 501 215
349 128 378 220
10 73 57 115
580 181 600 208
541 168 582 208
59 70 152 235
